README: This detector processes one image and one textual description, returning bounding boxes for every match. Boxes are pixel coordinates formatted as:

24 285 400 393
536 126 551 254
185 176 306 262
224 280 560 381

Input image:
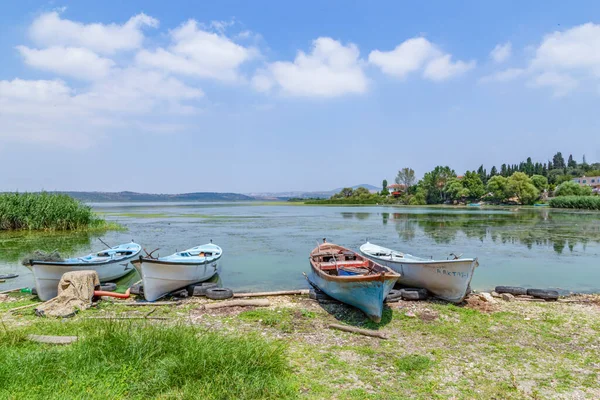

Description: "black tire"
206 287 234 300
170 289 189 298
0 274 18 280
99 283 117 292
526 289 559 300
130 284 143 295
386 289 403 301
187 282 218 297
309 289 333 301
495 286 527 296
400 288 428 301
31 287 37 296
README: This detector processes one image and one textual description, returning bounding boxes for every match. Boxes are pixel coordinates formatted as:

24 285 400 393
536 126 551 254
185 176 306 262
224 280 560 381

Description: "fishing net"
35 270 99 318
21 250 64 266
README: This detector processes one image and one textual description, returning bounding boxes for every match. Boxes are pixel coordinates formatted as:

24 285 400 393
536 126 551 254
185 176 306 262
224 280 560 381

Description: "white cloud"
527 71 579 97
17 46 115 80
423 55 475 81
136 19 257 81
479 68 525 83
368 37 475 81
490 42 511 63
253 37 368 97
29 11 158 54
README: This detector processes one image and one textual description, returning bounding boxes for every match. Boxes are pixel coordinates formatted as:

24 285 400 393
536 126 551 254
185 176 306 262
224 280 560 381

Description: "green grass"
395 354 435 375
0 192 121 231
549 195 600 210
0 320 297 399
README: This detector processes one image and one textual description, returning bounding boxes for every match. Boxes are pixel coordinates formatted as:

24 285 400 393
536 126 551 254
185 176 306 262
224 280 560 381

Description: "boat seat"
319 261 369 271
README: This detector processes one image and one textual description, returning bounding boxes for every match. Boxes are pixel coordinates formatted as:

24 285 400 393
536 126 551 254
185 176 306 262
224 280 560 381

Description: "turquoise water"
1 203 599 293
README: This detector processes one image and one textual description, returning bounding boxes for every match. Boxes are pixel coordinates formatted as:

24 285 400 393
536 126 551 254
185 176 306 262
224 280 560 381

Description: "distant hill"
57 191 254 202
248 184 381 200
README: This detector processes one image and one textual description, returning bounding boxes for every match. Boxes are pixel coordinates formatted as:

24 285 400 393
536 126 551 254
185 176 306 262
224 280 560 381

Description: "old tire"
400 288 428 301
206 287 234 300
187 282 218 297
495 286 527 296
386 289 403 301
99 283 117 292
526 289 559 301
309 289 333 301
170 289 189 298
31 287 37 296
0 274 18 280
130 284 143 295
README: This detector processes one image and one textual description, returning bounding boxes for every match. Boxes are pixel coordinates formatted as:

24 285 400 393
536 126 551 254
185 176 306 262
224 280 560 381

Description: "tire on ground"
526 288 559 300
495 286 527 296
187 282 218 296
309 289 333 301
170 289 189 298
206 287 234 300
386 289 403 301
130 284 143 295
31 287 38 296
99 283 117 292
400 288 428 301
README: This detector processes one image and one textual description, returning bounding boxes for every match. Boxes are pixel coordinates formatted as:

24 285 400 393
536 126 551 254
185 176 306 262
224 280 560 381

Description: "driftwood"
233 290 309 298
514 297 546 302
85 316 169 320
27 334 78 345
121 301 180 306
328 324 388 339
7 303 39 313
203 299 270 310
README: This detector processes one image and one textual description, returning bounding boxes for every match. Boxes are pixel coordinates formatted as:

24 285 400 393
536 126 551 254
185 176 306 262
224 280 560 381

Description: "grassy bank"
549 195 600 210
0 319 296 399
2 293 599 399
0 192 121 231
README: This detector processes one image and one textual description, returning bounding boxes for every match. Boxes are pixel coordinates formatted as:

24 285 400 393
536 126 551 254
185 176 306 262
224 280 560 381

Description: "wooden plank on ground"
233 290 309 298
27 335 78 345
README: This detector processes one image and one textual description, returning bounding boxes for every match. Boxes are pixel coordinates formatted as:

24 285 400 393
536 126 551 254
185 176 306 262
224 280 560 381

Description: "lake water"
1 203 600 294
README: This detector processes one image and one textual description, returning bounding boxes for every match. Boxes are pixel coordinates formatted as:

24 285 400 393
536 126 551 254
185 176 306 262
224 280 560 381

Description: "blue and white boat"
309 240 399 322
25 242 141 301
360 242 478 303
132 243 222 302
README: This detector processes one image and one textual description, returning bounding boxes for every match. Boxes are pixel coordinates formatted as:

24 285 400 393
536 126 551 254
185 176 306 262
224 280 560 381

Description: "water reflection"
0 231 100 263
384 209 600 254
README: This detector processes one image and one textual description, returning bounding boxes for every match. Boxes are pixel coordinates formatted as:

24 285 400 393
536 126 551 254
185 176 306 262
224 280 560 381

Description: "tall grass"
549 195 600 210
0 320 297 399
0 192 111 231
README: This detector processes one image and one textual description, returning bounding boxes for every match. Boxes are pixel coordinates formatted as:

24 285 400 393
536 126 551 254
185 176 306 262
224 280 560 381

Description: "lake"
1 203 600 294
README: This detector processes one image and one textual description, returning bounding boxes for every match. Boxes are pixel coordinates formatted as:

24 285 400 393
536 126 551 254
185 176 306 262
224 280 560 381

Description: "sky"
1 1 600 193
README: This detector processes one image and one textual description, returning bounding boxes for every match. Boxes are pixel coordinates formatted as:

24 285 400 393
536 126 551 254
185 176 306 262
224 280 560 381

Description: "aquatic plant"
549 195 600 210
0 192 113 231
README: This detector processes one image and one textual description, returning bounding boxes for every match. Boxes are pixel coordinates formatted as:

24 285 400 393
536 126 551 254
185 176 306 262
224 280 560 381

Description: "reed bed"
549 195 600 210
0 192 108 231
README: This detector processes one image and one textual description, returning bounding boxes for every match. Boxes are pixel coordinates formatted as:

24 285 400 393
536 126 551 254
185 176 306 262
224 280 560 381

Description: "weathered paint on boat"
360 242 478 303
310 242 399 322
132 243 222 302
27 242 141 301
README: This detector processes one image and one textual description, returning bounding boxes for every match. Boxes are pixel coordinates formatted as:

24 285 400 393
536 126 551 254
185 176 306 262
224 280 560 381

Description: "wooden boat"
131 243 222 302
25 242 141 301
359 242 479 303
309 240 399 322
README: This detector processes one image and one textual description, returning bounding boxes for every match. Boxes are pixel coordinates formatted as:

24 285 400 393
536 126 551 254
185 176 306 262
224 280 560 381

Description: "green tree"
567 154 577 168
555 181 593 196
421 166 456 204
463 171 486 200
553 152 566 169
409 186 427 205
334 188 354 198
500 164 508 177
489 166 498 178
486 175 510 203
508 172 539 205
476 165 487 184
380 179 389 196
444 178 468 202
530 175 549 192
395 168 416 188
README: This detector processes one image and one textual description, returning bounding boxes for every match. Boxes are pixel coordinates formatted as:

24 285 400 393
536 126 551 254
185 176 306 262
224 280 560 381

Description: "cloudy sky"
1 1 600 193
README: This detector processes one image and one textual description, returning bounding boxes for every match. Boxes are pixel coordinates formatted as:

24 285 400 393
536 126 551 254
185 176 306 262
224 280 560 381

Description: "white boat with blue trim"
25 242 142 301
310 240 399 322
132 243 222 302
359 242 478 303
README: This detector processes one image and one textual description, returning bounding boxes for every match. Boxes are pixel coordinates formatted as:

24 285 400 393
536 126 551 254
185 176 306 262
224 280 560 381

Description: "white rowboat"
132 243 222 302
359 242 479 303
26 242 141 301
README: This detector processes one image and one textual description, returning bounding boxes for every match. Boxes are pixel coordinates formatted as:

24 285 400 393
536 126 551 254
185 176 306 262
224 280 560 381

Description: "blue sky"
1 1 600 193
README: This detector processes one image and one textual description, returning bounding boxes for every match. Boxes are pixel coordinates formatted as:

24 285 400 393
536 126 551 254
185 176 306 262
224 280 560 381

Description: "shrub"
549 196 600 210
554 181 593 197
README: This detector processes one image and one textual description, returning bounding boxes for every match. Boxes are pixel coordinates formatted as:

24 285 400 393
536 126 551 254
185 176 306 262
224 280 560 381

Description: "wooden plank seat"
319 261 369 271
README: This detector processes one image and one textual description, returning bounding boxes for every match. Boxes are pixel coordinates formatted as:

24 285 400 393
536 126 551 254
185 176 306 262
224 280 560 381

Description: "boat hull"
363 256 477 303
310 267 396 322
133 259 219 302
30 257 136 301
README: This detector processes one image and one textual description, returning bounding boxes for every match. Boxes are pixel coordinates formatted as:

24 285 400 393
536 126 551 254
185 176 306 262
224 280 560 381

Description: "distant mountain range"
35 184 379 202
